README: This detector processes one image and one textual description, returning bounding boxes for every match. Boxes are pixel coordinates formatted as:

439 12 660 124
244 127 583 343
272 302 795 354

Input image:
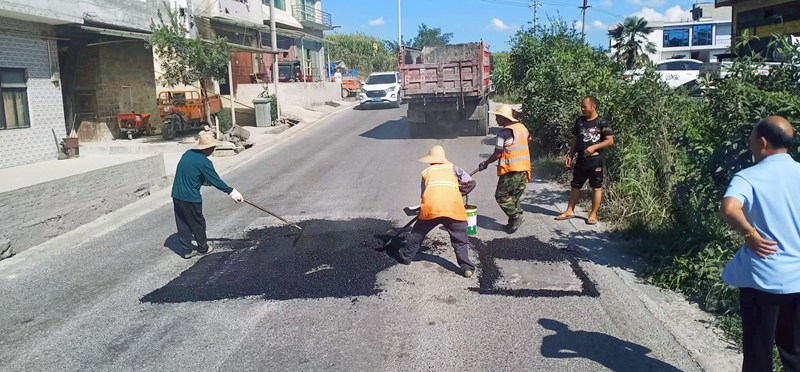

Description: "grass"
532 155 569 181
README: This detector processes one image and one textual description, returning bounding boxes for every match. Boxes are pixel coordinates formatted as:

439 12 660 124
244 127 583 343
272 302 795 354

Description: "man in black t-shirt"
555 96 615 225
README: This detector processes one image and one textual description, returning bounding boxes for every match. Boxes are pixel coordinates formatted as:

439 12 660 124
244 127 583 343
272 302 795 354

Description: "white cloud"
489 18 510 31
574 20 584 30
368 17 384 26
627 0 666 7
601 0 613 8
592 20 609 30
631 5 692 22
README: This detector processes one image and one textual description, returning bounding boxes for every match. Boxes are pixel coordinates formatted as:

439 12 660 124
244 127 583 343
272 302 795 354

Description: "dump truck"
400 41 491 136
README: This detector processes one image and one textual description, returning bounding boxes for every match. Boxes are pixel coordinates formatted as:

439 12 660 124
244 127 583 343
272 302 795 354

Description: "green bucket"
466 204 478 235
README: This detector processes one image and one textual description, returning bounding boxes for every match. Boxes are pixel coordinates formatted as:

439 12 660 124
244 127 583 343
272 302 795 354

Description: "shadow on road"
539 319 680 371
359 118 479 140
477 215 506 232
163 234 186 258
143 218 399 303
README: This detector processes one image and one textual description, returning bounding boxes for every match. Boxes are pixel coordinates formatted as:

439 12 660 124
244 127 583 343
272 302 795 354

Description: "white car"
359 72 402 108
623 59 704 88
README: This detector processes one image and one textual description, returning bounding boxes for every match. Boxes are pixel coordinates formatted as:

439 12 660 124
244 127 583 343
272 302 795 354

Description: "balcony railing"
292 1 332 29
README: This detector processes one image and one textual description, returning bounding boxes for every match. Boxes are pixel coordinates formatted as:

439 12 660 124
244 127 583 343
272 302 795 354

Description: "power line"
478 0 530 8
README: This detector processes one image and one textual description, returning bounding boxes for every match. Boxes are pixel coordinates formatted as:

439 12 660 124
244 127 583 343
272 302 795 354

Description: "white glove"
229 188 244 203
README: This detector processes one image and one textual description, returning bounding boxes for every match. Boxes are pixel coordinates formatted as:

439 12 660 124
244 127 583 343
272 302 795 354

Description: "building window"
0 69 30 130
663 28 690 47
692 24 713 46
263 0 285 11
261 34 294 50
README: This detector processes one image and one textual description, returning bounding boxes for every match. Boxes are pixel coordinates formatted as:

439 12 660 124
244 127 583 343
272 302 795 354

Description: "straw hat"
418 145 450 164
193 132 220 150
489 104 520 123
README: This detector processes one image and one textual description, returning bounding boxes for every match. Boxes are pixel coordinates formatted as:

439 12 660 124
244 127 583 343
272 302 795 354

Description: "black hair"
755 119 794 149
583 95 599 109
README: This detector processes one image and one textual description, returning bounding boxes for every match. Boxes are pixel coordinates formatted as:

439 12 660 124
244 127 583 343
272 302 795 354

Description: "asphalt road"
0 103 715 371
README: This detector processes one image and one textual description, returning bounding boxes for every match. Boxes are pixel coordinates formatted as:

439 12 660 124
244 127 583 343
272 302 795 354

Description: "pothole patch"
472 237 599 298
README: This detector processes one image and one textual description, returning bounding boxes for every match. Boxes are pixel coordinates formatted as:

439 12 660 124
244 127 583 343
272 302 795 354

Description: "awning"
79 25 149 40
261 5 304 29
210 16 270 33
80 25 277 54
274 28 332 44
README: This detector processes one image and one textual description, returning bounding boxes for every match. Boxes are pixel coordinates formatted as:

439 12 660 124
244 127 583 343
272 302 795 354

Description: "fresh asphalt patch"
141 218 399 303
472 236 600 298
142 219 599 303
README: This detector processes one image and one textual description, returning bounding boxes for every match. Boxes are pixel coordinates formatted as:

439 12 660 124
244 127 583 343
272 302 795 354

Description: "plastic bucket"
465 204 478 236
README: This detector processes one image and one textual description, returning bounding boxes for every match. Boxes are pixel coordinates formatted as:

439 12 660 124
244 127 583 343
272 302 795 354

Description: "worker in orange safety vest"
477 104 532 233
397 145 478 278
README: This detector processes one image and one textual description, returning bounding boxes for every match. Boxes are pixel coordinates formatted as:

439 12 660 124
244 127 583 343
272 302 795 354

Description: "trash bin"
253 93 272 127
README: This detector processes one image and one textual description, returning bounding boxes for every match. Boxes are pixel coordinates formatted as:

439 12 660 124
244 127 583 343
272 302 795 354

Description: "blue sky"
325 0 703 51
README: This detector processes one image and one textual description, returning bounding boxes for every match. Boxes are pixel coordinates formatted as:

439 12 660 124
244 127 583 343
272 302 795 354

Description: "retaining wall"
0 154 167 256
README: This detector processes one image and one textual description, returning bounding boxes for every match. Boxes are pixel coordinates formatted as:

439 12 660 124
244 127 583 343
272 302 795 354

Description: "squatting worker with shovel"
556 96 614 225
398 145 478 278
172 132 244 259
477 104 531 233
720 116 800 372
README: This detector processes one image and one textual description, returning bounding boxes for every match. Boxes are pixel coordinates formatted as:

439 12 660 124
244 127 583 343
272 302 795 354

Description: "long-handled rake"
244 199 305 246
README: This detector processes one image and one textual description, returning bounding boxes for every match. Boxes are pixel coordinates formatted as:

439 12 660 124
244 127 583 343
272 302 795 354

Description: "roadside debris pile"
213 125 254 157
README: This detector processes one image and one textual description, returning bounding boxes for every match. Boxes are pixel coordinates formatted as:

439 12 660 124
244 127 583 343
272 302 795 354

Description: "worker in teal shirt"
720 116 800 372
172 132 243 258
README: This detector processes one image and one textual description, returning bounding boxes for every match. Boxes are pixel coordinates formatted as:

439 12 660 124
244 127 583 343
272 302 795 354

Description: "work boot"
506 215 525 234
184 243 214 259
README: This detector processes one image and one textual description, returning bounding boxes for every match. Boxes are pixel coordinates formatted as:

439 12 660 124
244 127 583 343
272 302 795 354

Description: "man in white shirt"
333 67 343 84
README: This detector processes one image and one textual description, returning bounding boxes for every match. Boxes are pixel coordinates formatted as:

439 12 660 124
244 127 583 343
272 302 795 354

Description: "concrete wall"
0 0 161 31
236 82 340 108
0 17 67 169
0 155 167 255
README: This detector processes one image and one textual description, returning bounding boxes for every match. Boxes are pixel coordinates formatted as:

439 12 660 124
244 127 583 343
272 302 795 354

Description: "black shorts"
571 155 604 189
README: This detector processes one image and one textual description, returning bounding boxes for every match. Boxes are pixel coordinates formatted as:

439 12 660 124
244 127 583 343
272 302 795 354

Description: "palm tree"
609 17 657 70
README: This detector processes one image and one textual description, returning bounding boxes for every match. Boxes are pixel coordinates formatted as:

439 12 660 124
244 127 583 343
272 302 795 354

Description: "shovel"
243 199 305 246
375 206 420 251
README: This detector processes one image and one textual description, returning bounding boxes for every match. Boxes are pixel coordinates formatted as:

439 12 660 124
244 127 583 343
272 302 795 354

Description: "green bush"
510 21 800 349
217 108 232 133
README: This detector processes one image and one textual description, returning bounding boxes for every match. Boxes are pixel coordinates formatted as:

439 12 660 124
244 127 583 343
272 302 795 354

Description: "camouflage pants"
495 171 528 219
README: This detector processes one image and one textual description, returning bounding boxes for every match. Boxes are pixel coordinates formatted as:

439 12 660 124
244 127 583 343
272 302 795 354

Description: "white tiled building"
613 3 733 63
0 16 69 168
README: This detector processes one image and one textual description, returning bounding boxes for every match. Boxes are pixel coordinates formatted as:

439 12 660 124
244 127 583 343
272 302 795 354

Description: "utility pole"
530 0 540 32
579 0 591 40
269 0 280 121
398 0 402 48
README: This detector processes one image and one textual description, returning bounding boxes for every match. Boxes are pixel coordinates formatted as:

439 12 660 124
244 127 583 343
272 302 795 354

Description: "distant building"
611 3 733 63
715 0 800 60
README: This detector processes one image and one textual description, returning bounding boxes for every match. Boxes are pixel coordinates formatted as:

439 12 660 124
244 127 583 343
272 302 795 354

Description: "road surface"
0 103 735 371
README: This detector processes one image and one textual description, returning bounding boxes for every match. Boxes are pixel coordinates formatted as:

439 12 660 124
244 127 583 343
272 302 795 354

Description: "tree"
147 2 231 132
409 23 453 49
324 33 397 76
608 17 656 70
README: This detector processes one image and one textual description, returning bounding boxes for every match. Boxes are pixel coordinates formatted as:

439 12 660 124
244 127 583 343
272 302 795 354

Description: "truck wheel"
162 123 176 140
394 96 402 108
341 88 349 98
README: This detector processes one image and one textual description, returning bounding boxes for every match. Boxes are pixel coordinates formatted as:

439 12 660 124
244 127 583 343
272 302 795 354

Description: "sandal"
586 218 598 225
555 214 576 221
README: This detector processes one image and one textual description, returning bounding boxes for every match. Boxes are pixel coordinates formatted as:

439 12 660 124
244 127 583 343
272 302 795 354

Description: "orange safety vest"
497 123 531 182
420 164 468 221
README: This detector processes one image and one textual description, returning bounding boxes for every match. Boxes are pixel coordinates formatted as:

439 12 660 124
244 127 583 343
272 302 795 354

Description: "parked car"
359 72 402 108
623 59 704 88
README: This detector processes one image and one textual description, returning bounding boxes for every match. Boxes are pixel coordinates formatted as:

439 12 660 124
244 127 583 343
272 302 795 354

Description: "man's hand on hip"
565 155 573 169
229 188 244 203
746 232 779 258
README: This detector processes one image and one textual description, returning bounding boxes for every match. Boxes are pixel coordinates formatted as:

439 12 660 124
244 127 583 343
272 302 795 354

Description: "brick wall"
0 17 67 169
0 155 167 255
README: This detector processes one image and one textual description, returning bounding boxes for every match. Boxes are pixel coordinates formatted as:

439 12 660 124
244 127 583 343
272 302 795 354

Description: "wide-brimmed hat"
489 104 520 123
418 145 449 164
193 132 220 150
